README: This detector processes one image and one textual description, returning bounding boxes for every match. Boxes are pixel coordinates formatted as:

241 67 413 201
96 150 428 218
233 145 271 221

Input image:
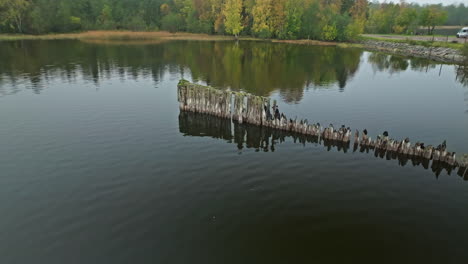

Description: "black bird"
275 108 280 120
441 140 447 150
265 105 272 120
383 131 389 137
363 129 368 135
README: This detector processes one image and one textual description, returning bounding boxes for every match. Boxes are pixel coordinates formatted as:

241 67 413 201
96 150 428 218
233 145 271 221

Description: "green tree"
322 24 337 41
366 3 400 34
0 0 30 33
419 6 448 35
223 0 244 38
161 12 184 32
300 0 320 40
280 0 304 39
394 6 418 34
98 3 115 29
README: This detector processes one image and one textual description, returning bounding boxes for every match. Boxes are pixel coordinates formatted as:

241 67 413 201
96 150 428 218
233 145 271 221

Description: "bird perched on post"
361 129 368 145
423 145 433 160
343 127 351 143
354 130 360 145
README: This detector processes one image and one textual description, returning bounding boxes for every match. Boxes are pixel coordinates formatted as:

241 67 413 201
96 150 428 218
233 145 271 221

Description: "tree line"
367 2 467 35
0 0 467 41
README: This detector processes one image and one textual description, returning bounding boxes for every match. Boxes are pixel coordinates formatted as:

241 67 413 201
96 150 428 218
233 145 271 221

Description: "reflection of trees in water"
179 111 468 180
0 40 168 97
457 65 468 87
368 53 441 74
2 40 464 103
0 40 362 102
368 53 468 113
456 65 468 113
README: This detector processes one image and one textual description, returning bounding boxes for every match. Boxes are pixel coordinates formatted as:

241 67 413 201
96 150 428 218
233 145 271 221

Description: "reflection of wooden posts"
178 112 467 179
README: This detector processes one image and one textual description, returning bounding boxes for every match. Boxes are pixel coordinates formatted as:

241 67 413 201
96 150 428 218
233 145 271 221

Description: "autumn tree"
270 0 286 38
160 3 171 16
252 0 272 38
223 0 244 38
346 0 367 39
209 0 225 33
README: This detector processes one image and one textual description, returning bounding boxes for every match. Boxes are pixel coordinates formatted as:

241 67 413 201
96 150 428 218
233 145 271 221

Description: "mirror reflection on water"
1 40 468 263
179 111 467 179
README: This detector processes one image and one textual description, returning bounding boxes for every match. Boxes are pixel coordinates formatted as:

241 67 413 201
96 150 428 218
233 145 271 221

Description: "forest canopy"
0 0 466 41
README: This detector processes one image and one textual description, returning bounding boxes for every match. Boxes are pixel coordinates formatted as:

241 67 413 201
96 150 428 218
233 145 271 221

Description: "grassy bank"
0 30 341 46
0 31 239 41
360 35 465 50
3 31 458 49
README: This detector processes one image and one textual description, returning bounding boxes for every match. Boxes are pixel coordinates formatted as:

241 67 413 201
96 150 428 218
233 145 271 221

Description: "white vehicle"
456 27 468 38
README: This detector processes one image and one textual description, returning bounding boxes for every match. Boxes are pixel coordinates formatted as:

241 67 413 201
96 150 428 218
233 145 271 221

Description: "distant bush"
125 16 147 31
161 13 184 33
257 28 272 39
321 25 338 41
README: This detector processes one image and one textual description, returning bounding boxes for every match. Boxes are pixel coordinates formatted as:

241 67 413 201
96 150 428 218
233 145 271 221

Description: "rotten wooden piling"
177 79 467 170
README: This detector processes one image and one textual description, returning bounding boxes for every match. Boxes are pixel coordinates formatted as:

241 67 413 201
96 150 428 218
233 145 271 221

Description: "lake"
1 39 468 263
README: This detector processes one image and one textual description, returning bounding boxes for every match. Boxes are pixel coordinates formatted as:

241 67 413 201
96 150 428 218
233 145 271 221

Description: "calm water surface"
1 40 468 263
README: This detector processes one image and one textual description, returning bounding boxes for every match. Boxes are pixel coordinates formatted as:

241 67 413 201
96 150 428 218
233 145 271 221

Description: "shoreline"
0 30 338 46
0 30 465 64
360 39 465 64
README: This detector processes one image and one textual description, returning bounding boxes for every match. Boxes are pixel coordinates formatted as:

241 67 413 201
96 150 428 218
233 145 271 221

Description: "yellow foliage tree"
252 0 273 38
223 0 244 38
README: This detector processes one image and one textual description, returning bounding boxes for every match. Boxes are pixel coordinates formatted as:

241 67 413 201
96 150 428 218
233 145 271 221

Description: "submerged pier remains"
177 80 468 176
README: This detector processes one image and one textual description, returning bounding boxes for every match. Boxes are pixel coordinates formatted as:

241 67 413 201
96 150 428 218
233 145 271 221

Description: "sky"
374 0 468 5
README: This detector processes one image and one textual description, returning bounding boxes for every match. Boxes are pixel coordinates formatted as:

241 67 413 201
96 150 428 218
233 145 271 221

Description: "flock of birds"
354 129 457 166
266 105 462 168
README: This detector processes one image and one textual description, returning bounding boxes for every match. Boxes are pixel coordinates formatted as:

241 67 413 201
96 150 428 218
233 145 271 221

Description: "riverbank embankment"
361 39 465 64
